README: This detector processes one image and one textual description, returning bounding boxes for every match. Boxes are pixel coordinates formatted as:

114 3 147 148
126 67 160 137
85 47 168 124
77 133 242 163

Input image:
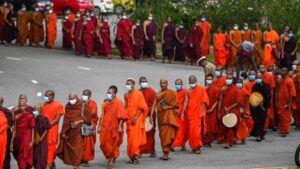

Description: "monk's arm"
208 101 218 113
175 28 180 42
229 32 236 47
217 92 223 116
118 119 123 132
202 103 206 117
161 24 166 44
131 26 135 44
150 98 157 117
227 103 239 111
30 128 34 147
51 114 62 126
243 96 249 114
292 45 298 55
181 91 189 114
40 130 48 141
143 22 148 40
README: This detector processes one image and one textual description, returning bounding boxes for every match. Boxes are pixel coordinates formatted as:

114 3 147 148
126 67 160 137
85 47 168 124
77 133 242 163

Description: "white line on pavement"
31 80 39 84
77 66 91 71
6 57 22 61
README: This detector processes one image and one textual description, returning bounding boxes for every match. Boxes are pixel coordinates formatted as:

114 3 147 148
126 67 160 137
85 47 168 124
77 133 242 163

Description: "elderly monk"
213 66 227 88
139 77 157 157
143 14 157 60
174 22 186 62
214 26 228 67
81 89 99 167
151 79 178 160
263 23 279 68
251 23 264 66
162 16 175 63
277 67 296 137
16 5 30 46
0 110 8 169
0 97 12 169
33 106 51 169
83 15 96 57
187 19 202 65
11 94 35 169
73 12 84 55
115 13 133 59
182 75 209 153
217 74 242 149
29 7 44 46
250 73 271 141
228 23 241 67
246 70 257 93
62 14 73 49
124 78 148 165
97 18 111 58
45 8 57 49
204 74 220 147
99 85 127 169
172 79 188 151
241 23 251 41
198 15 211 57
57 92 92 169
131 19 144 60
294 64 300 128
41 90 64 169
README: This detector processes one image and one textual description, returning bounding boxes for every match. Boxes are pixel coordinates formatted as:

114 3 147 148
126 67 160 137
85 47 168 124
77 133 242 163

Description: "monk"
212 66 227 88
224 28 232 64
29 7 44 46
246 70 257 93
172 79 188 151
3 4 16 44
251 23 264 66
11 94 35 169
281 31 298 70
62 14 73 49
41 90 64 169
0 110 7 169
204 74 220 147
83 15 96 57
151 79 178 160
229 23 241 66
198 15 211 57
277 67 296 137
241 23 251 41
162 16 175 63
143 14 157 60
98 85 127 169
183 75 209 153
174 22 186 62
73 12 84 55
33 106 51 169
16 5 30 46
0 2 5 43
0 97 13 169
294 64 300 128
263 23 279 68
115 13 133 59
139 77 156 157
214 26 228 67
57 92 92 169
81 89 99 167
45 8 57 49
124 78 148 164
131 19 144 60
186 19 202 65
250 73 271 141
217 74 242 148
97 18 111 58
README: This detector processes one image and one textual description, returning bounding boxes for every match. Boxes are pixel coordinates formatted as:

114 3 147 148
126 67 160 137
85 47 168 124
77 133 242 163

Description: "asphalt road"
0 45 299 169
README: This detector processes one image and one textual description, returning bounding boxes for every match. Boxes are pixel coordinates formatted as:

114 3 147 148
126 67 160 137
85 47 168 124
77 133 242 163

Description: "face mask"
122 15 127 19
82 95 89 102
35 8 39 12
292 65 297 70
44 96 49 103
69 99 77 105
175 85 182 91
179 25 183 28
104 19 108 22
33 111 39 117
244 26 248 30
141 82 148 89
233 26 238 30
76 14 80 18
226 79 233 85
248 75 256 81
201 18 206 22
189 83 196 88
236 83 243 89
22 8 26 11
288 33 293 38
206 80 212 85
106 94 112 100
215 71 221 77
148 16 153 20
90 13 94 16
256 78 262 84
136 23 140 26
64 16 68 20
268 71 273 75
86 17 91 21
126 85 132 91
277 75 282 80
49 10 53 13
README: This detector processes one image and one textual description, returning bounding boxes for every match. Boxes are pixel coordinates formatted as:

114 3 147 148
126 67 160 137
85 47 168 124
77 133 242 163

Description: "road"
0 45 299 169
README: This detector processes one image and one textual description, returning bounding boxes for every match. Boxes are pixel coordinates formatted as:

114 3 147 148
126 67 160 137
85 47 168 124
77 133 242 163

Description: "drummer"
217 74 243 149
250 72 271 142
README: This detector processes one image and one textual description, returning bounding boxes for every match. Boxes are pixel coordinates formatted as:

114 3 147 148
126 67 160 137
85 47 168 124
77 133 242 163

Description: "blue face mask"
140 82 148 89
126 85 132 91
248 75 256 81
226 79 233 85
189 83 196 88
215 71 221 77
175 85 182 91
206 80 212 85
44 96 49 103
32 111 39 117
288 33 293 38
256 78 262 84
106 94 112 100
236 83 243 89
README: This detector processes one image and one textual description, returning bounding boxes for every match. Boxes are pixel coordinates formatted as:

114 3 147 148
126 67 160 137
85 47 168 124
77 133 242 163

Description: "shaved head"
160 79 168 91
175 79 183 85
189 75 197 81
83 89 92 97
68 92 77 100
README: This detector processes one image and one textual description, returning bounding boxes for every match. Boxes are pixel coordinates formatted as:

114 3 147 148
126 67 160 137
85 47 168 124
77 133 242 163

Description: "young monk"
62 14 73 49
45 8 57 49
214 26 228 67
97 18 111 58
29 7 44 46
263 23 279 68
73 12 84 55
115 13 133 59
82 15 96 57
16 5 30 46
132 19 144 60
229 23 241 67
161 16 175 63
0 110 8 169
198 15 211 57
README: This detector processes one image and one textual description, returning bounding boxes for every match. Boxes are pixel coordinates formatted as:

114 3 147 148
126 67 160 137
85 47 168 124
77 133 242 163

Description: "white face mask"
141 82 148 89
292 65 297 70
106 93 113 100
22 8 26 11
244 26 248 30
49 10 53 13
268 71 273 75
122 15 127 19
201 18 206 22
148 16 153 20
35 8 39 12
76 14 80 18
104 19 108 22
126 85 132 91
69 99 77 105
82 95 89 102
179 25 183 28
64 16 68 20
33 111 39 117
136 23 140 26
90 13 94 16
233 26 238 30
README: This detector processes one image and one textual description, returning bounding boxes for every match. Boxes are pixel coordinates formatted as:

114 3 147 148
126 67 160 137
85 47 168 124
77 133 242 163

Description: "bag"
81 102 94 137
272 47 280 60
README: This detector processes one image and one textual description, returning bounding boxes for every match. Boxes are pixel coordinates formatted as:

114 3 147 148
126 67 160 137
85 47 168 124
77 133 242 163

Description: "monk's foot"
170 148 175 152
272 127 278 131
159 155 169 161
132 158 139 165
126 159 134 164
181 146 187 151
241 140 246 145
137 154 142 158
204 144 212 148
149 153 157 158
224 144 230 149
256 137 262 142
193 149 201 154
81 161 89 167
112 158 117 163
281 133 287 137
107 159 113 169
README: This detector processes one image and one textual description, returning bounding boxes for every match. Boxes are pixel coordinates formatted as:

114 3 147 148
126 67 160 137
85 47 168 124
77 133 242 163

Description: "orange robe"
17 11 30 46
41 101 64 164
0 111 8 169
204 85 220 144
46 13 57 48
277 77 296 134
100 98 127 159
82 100 99 161
229 30 242 66
252 30 263 65
241 30 251 41
187 85 209 150
29 11 44 45
246 80 256 93
125 90 148 158
212 76 226 88
294 73 300 127
263 73 276 129
140 87 156 154
214 33 228 67
198 21 211 56
172 88 188 148
264 30 279 68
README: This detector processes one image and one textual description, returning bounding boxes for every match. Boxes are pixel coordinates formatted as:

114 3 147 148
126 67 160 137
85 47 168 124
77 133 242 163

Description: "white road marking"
6 57 22 61
77 66 91 71
37 92 42 97
31 80 38 84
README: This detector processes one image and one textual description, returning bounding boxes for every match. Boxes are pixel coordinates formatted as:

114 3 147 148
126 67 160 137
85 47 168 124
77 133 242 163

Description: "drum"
222 113 238 128
145 116 154 132
249 92 264 107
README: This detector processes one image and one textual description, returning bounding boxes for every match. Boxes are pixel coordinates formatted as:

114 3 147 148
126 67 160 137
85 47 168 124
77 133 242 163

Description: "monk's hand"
149 116 154 125
29 141 33 148
131 117 137 125
145 36 149 40
284 104 291 110
224 106 229 112
10 144 13 152
133 41 135 45
162 40 165 44
217 113 221 120
190 43 193 48
117 126 122 133
153 36 156 41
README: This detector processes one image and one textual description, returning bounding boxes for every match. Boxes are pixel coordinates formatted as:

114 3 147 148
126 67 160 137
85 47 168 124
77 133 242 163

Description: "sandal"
159 156 169 161
132 159 139 165
126 159 133 164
